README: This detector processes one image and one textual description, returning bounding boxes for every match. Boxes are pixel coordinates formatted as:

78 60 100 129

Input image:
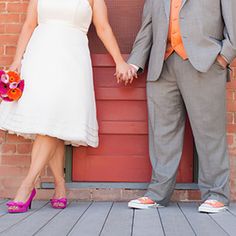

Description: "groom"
117 0 236 213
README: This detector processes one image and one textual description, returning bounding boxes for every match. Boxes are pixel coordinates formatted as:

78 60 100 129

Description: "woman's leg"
13 135 62 203
48 141 66 199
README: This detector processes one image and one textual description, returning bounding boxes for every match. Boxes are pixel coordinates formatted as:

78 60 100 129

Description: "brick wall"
0 1 236 201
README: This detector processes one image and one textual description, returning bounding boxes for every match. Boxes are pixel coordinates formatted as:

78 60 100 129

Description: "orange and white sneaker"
198 200 228 213
128 197 161 209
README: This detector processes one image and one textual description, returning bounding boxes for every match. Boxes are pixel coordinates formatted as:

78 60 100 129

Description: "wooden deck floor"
0 199 236 236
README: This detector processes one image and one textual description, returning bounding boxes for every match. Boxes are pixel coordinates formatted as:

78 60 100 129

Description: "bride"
0 0 136 213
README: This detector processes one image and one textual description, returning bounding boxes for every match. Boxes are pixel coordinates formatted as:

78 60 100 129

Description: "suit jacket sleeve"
220 0 236 63
127 0 153 72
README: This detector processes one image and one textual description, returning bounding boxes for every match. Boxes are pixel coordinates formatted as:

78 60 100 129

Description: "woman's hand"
93 0 137 85
115 61 138 85
9 60 22 73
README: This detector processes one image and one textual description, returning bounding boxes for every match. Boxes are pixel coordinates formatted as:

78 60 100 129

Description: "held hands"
115 61 138 85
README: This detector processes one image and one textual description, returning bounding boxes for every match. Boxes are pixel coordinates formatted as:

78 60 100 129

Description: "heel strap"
7 201 24 208
50 198 67 204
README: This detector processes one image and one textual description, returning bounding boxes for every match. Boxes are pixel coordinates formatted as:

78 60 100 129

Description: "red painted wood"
72 54 194 183
73 0 194 183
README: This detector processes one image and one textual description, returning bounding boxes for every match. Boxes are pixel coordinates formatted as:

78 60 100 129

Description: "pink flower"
0 95 13 102
1 73 9 84
17 80 25 91
9 82 18 89
0 81 10 95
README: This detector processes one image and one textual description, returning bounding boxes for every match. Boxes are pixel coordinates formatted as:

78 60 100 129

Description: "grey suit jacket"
128 0 236 81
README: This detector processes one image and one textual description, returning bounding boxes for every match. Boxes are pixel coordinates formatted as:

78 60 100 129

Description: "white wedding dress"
0 0 98 147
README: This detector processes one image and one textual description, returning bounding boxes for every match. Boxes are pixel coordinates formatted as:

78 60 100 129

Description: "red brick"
227 134 234 146
1 155 30 166
0 3 6 12
17 143 32 154
67 189 92 201
0 177 24 188
0 55 13 66
0 24 5 33
227 124 236 133
227 112 234 124
1 143 16 154
5 23 22 33
0 45 4 55
0 14 20 23
7 3 28 13
232 68 236 79
227 101 236 112
0 166 28 177
227 80 236 89
5 45 16 56
227 90 234 101
6 134 31 143
0 35 18 44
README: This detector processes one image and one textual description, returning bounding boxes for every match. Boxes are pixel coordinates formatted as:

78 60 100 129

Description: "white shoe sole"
198 206 228 213
128 202 160 209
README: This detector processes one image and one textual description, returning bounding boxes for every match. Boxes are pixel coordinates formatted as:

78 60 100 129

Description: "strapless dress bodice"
38 0 92 33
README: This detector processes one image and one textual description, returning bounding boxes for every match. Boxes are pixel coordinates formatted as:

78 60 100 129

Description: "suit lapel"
181 0 188 9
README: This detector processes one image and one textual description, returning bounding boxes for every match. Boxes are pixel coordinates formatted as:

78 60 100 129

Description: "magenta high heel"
7 188 36 213
50 198 67 209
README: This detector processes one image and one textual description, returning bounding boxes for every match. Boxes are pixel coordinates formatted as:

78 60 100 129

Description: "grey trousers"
145 53 230 206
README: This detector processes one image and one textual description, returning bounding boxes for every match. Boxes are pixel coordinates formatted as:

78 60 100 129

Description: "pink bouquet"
0 70 24 102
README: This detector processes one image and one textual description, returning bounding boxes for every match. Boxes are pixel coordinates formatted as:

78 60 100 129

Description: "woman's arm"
10 0 38 72
92 0 137 83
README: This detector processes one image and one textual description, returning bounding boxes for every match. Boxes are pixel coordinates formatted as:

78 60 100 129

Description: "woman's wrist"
12 58 22 65
114 55 125 66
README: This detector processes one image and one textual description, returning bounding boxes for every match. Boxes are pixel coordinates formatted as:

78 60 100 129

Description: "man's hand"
115 62 138 85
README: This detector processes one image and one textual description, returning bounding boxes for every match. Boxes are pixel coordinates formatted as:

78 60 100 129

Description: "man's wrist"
217 54 228 69
129 64 139 72
220 54 229 64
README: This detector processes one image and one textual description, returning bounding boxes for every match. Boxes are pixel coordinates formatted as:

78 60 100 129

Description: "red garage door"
72 0 194 183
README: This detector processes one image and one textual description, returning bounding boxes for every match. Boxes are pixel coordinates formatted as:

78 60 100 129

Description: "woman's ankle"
54 177 65 187
20 180 35 189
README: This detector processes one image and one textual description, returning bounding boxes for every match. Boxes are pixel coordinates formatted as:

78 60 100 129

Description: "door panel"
72 1 194 183
72 54 194 183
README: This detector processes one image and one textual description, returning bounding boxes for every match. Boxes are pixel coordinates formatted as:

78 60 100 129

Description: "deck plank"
179 203 228 236
0 200 8 205
1 203 62 236
132 208 164 236
67 202 113 236
0 200 235 235
210 209 236 236
158 203 195 236
35 202 91 236
0 202 8 218
0 201 47 234
100 202 133 236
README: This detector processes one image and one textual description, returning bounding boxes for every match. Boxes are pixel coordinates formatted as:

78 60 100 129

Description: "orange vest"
165 0 188 60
